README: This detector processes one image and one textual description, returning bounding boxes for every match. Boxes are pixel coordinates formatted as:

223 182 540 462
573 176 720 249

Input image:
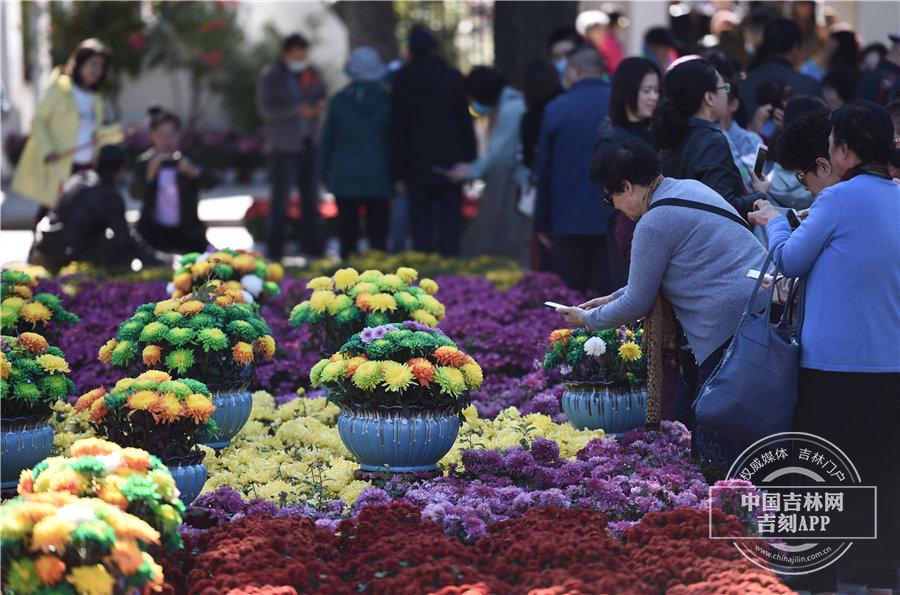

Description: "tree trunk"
333 1 398 62
494 1 578 87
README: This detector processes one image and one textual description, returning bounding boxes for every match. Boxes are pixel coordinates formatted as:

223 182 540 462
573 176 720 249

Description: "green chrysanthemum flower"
71 519 115 544
393 291 419 310
159 380 191 398
117 319 145 341
39 374 69 399
365 312 390 328
165 327 196 347
418 294 443 316
319 360 348 383
248 316 271 335
139 321 168 343
327 294 353 315
348 281 379 298
121 474 162 501
32 293 61 311
104 393 127 410
213 263 235 280
130 379 158 392
263 280 280 296
164 349 195 375
254 261 269 279
1 305 19 329
309 359 330 387
197 327 228 352
70 456 106 476
227 319 257 340
179 378 210 396
352 361 382 391
179 252 202 266
159 311 185 326
203 303 226 319
334 306 360 325
227 304 253 321
132 310 155 324
366 338 395 360
187 313 216 330
110 340 138 366
289 302 312 326
13 382 41 402
434 366 466 397
378 274 405 293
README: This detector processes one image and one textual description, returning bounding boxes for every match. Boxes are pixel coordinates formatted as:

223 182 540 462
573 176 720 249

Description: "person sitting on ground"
555 137 768 474
130 105 215 255
29 144 162 272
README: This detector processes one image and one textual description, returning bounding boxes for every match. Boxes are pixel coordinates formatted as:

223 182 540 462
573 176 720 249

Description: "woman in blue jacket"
750 100 900 594
319 46 392 260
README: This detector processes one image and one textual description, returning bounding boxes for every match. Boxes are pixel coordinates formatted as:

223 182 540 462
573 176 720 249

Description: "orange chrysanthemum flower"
215 295 233 307
406 358 436 387
119 448 153 473
137 370 171 383
355 291 373 312
89 398 110 423
19 301 52 324
548 329 573 345
18 332 49 355
330 352 346 362
17 470 35 495
70 437 120 458
126 390 158 412
142 345 162 367
97 478 129 510
111 540 144 576
34 555 66 585
433 346 469 367
172 272 193 293
232 342 254 366
225 280 242 291
47 468 83 493
75 388 107 413
231 253 256 272
153 395 184 424
254 335 276 360
266 263 285 283
184 393 216 424
108 512 160 545
98 338 118 363
190 260 211 278
178 300 205 317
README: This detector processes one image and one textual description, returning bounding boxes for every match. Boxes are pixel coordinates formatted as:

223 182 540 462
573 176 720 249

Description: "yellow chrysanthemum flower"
381 361 415 392
320 360 349 383
396 267 418 283
266 262 285 283
419 278 439 295
113 378 135 392
410 309 438 328
178 300 205 317
331 268 358 292
308 290 336 314
367 293 397 313
352 361 382 391
13 284 33 299
137 370 171 383
155 394 184 423
434 366 466 396
460 363 484 390
34 354 70 374
66 564 116 595
0 353 10 380
190 260 211 278
184 393 216 423
360 269 383 278
231 253 257 272
19 301 52 324
306 276 334 291
142 345 162 366
31 516 76 554
154 299 180 317
20 332 49 355
254 335 276 360
2 296 25 310
70 437 120 458
327 294 353 315
97 338 117 364
618 341 642 361
127 390 158 411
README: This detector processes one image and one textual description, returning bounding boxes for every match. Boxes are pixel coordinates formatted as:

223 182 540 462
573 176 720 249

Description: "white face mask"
287 59 309 73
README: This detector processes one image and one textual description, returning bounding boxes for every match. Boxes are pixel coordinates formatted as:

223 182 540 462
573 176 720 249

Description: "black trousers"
408 184 462 257
267 149 320 259
335 197 389 260
138 219 208 255
788 368 900 591
550 233 626 296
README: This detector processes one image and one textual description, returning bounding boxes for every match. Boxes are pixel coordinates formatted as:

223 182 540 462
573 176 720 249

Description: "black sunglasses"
794 160 819 186
601 190 614 206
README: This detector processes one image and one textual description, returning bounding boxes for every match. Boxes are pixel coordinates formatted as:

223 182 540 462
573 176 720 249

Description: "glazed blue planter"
1 419 55 488
561 381 647 437
166 453 207 506
337 407 460 472
202 389 252 450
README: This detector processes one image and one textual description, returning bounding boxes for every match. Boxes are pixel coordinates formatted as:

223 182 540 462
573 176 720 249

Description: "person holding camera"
130 106 215 255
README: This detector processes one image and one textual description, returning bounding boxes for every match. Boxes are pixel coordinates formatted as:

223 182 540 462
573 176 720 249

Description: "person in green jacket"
318 46 392 260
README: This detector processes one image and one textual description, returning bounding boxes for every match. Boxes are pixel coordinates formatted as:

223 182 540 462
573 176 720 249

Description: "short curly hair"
590 137 661 195
774 109 830 171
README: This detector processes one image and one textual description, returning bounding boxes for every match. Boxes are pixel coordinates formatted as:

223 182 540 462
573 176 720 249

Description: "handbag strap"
647 198 752 231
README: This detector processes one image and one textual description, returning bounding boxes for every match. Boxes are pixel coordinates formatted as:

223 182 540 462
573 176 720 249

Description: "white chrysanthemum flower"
584 336 607 357
56 504 97 524
166 281 177 295
240 290 254 305
240 274 264 296
95 451 123 475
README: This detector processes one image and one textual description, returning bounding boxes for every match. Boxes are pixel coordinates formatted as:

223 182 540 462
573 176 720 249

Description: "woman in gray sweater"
556 137 768 471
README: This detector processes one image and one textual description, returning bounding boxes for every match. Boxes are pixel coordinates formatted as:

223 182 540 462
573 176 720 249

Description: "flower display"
99 292 275 391
290 267 446 355
75 371 217 462
18 437 186 551
170 248 284 304
310 323 479 417
0 492 164 594
542 325 647 385
1 270 80 341
1 332 76 420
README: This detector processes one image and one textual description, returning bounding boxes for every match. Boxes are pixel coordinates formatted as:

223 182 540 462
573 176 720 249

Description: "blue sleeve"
767 186 840 276
535 105 555 233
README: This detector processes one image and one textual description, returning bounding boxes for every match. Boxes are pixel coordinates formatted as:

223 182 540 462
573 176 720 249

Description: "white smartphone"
753 143 768 178
543 301 568 309
746 269 774 282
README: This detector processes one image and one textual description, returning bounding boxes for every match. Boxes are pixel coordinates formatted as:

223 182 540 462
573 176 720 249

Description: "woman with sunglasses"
651 57 768 218
556 137 768 474
749 99 900 595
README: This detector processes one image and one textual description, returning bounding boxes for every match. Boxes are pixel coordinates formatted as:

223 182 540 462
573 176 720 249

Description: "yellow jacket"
11 69 110 207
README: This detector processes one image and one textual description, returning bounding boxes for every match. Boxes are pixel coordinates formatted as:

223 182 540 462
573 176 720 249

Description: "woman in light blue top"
750 99 899 594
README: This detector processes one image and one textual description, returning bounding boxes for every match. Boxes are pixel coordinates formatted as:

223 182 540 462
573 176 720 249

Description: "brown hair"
64 38 110 91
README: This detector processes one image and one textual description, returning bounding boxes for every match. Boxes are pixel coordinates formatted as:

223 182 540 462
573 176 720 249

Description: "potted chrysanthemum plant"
310 321 482 474
98 282 276 450
75 371 217 504
542 325 647 436
170 248 284 305
1 332 76 489
290 267 445 356
1 269 80 343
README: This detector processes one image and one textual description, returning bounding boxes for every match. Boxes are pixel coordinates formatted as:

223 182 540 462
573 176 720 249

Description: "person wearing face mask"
12 38 120 228
652 57 768 219
130 105 216 255
445 67 530 264
257 33 328 261
547 27 582 86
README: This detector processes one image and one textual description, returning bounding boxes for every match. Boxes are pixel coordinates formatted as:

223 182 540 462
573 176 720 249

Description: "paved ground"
0 180 338 267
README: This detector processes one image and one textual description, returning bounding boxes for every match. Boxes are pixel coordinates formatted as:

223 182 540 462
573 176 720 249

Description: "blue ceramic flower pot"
202 389 252 450
337 407 460 473
166 455 207 506
1 421 54 488
561 381 647 437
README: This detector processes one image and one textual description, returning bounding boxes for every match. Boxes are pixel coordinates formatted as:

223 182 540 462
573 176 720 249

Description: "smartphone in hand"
753 144 768 179
430 165 452 176
786 209 802 230
543 301 568 309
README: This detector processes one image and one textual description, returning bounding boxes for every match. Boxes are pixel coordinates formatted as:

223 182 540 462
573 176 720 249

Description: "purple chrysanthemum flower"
360 327 377 344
